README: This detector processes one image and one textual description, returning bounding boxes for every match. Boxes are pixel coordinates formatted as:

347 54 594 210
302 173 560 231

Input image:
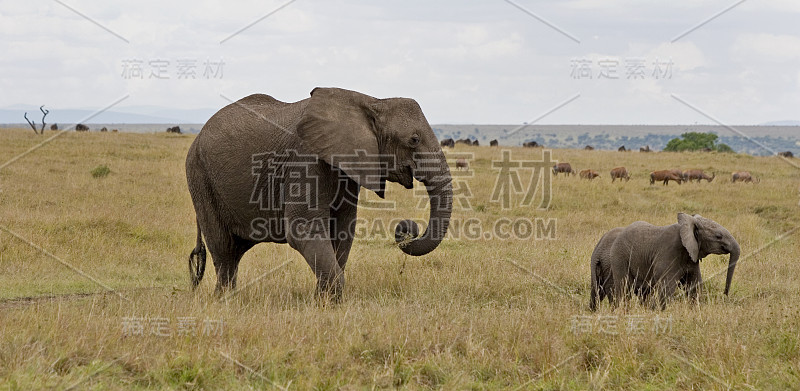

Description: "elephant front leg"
330 178 359 271
652 279 680 310
683 268 702 304
287 216 344 301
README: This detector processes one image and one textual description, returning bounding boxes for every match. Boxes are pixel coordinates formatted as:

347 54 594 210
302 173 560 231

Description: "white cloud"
732 33 800 62
642 42 708 71
0 0 797 124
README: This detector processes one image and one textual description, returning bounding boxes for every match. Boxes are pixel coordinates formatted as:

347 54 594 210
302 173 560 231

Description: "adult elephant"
589 213 739 310
186 88 453 300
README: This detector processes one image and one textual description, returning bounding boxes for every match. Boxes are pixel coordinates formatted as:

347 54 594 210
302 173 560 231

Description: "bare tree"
23 105 49 135
24 112 36 134
39 106 49 133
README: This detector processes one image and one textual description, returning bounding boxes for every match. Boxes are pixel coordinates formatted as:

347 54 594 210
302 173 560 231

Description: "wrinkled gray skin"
590 213 739 310
186 87 453 300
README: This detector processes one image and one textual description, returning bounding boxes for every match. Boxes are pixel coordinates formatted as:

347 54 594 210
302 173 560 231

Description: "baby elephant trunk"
724 240 740 295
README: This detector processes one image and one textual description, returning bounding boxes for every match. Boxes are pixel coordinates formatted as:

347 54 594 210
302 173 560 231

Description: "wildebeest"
440 138 455 148
778 151 794 158
489 139 498 147
610 167 631 182
472 140 479 147
639 145 652 153
584 145 594 150
50 123 58 130
523 141 539 148
112 129 119 132
579 169 600 180
75 124 89 131
650 169 683 185
618 145 627 152
552 162 576 176
100 127 108 132
455 158 468 171
166 126 181 134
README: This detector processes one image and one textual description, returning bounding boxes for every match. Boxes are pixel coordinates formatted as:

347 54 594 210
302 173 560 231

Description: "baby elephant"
590 213 740 310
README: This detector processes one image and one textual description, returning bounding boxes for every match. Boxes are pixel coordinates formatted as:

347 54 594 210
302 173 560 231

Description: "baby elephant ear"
678 213 699 262
297 87 386 196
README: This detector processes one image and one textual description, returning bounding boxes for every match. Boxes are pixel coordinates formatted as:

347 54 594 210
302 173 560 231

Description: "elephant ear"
297 87 387 197
678 212 700 262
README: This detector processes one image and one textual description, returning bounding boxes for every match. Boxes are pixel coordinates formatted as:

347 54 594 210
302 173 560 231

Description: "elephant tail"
189 220 206 289
589 258 599 311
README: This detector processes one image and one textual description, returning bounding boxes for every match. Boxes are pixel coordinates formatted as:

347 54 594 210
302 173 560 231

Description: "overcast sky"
1 0 799 124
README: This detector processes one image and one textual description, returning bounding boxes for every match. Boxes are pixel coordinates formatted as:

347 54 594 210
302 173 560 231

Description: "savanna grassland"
0 128 798 390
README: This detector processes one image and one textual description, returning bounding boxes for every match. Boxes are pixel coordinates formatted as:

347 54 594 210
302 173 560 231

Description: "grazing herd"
67 125 180 133
441 139 765 186
552 165 752 185
441 138 503 148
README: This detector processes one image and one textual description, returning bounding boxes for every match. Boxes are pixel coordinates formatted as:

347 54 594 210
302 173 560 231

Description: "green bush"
90 164 110 178
664 132 733 152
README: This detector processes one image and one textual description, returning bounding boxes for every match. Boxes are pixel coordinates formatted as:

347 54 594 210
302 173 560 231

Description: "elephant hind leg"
590 266 612 311
188 160 252 295
208 236 254 296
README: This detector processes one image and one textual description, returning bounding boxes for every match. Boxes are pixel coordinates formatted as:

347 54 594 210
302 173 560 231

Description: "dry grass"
0 128 798 389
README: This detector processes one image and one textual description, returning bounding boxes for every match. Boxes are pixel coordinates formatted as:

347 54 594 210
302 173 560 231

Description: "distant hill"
760 120 800 126
0 123 205 134
431 124 800 156
0 106 216 124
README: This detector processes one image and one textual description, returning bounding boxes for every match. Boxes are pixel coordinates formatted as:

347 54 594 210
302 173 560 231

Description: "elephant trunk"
395 152 453 256
724 239 740 295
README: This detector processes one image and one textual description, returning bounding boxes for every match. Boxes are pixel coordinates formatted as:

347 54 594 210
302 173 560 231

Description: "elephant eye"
409 135 421 148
